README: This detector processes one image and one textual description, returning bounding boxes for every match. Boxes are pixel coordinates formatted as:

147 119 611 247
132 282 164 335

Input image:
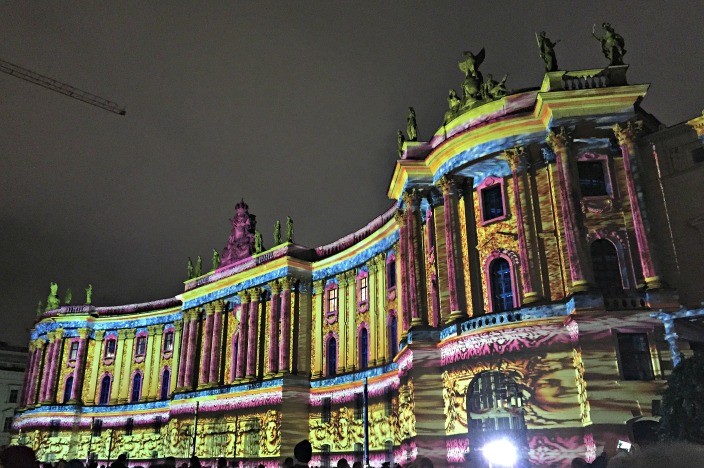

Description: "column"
143 326 158 399
375 255 387 363
394 210 411 335
69 328 90 403
505 148 540 303
546 127 590 292
30 340 47 406
86 331 104 404
209 300 225 384
177 314 191 389
437 177 469 321
267 282 280 375
38 333 54 403
613 121 661 289
367 259 378 366
312 280 324 378
236 292 250 379
336 274 347 374
152 327 165 398
170 322 182 393
345 271 356 371
246 288 261 378
42 330 63 404
424 192 441 326
110 331 125 404
199 305 215 387
279 278 292 373
404 190 429 326
119 330 136 403
184 311 199 389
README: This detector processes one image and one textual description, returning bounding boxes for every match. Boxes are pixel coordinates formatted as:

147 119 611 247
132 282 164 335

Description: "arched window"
359 328 369 370
489 258 514 312
326 337 337 376
467 371 526 452
131 373 142 403
63 376 74 403
160 369 170 400
98 375 111 405
388 314 398 358
590 239 623 296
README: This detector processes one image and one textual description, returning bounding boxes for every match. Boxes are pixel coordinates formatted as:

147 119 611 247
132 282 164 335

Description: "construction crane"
0 58 126 115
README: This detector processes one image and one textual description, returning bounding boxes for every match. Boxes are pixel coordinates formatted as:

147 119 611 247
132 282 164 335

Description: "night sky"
2 2 703 346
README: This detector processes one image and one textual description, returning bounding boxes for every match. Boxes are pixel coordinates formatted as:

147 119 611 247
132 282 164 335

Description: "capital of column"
393 209 407 226
93 330 106 341
312 280 324 295
436 175 459 196
77 328 90 340
612 120 643 147
204 303 216 316
174 321 183 333
402 189 423 212
46 331 56 342
280 276 293 291
504 147 527 173
250 287 262 301
214 299 225 313
124 329 136 339
343 270 355 286
147 325 160 336
54 328 65 340
269 280 282 294
367 258 378 273
546 126 571 153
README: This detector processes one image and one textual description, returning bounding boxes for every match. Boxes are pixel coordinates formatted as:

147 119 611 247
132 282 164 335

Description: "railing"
562 74 609 90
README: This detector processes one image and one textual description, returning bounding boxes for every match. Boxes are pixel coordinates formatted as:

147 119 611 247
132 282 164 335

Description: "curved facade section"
12 63 704 467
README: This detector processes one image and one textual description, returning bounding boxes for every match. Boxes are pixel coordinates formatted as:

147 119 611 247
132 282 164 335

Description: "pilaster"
199 304 215 387
176 313 191 389
312 280 324 378
367 258 378 366
86 330 104 404
403 190 429 327
505 147 540 303
394 209 411 336
209 300 224 384
143 325 158 400
110 330 126 404
236 291 250 380
437 177 468 322
279 277 292 373
246 288 261 378
170 321 182 393
68 328 90 403
118 329 136 403
546 127 590 292
613 121 661 289
267 281 281 376
336 273 348 374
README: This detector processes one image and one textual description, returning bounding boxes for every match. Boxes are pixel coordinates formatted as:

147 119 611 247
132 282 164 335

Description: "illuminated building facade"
12 60 704 466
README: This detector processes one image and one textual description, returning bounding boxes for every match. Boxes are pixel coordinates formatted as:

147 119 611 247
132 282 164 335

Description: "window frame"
98 374 112 405
130 372 143 403
162 330 174 354
358 325 369 370
386 253 397 300
325 281 339 324
134 334 147 360
8 389 18 404
357 271 369 312
103 337 117 361
477 176 508 225
325 333 337 377
485 252 519 313
68 340 80 362
616 332 655 381
576 152 616 201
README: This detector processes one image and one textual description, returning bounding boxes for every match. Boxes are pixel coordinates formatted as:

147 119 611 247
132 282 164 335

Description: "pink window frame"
484 251 521 313
386 252 397 300
387 311 399 358
357 270 369 312
130 370 143 402
97 372 112 405
325 280 339 324
102 336 117 363
477 176 509 225
162 328 175 356
357 322 369 370
576 152 616 199
68 339 80 363
134 333 148 362
160 366 171 400
323 331 339 377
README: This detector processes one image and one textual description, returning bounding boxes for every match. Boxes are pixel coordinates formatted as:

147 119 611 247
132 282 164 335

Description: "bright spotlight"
482 438 518 467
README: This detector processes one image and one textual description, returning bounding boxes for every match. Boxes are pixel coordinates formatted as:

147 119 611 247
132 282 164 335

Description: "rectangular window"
692 147 704 163
69 341 79 361
481 184 504 221
578 161 608 196
8 389 18 403
49 419 60 437
328 288 338 313
360 276 368 303
135 336 147 357
92 419 103 437
104 339 116 359
3 417 12 433
618 333 654 380
355 393 364 420
163 332 174 352
125 417 134 436
322 397 332 423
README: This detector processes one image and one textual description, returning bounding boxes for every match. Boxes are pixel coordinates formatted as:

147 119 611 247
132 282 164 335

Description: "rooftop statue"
254 230 264 254
458 48 485 107
45 282 60 311
195 256 202 277
481 74 508 100
406 107 418 141
444 89 462 124
536 31 560 72
592 22 626 65
274 220 282 245
211 249 220 271
286 216 294 243
187 257 194 279
85 284 93 305
221 199 257 266
64 288 72 305
397 130 405 156
36 301 43 316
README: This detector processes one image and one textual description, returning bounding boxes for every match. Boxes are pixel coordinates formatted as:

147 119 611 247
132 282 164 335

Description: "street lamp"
482 439 517 467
